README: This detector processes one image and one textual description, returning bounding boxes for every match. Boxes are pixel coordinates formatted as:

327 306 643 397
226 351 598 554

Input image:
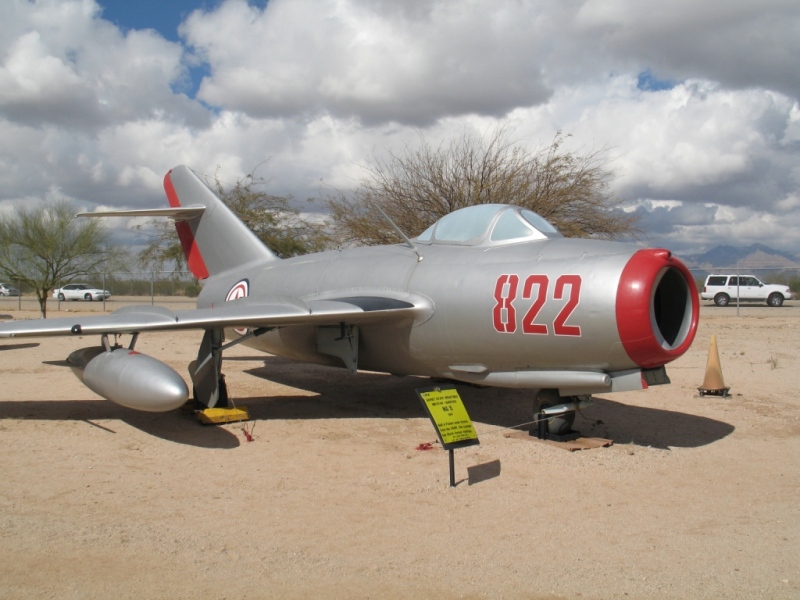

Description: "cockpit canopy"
415 204 562 246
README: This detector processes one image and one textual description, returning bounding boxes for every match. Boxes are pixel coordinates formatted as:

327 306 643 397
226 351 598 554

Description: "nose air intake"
616 249 699 369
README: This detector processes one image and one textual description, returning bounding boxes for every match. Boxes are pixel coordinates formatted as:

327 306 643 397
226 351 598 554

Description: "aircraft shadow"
573 397 735 450
237 357 734 450
0 356 734 451
0 342 40 351
0 399 240 449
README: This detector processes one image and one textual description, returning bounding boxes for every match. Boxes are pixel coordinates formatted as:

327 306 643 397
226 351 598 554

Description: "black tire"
714 293 730 307
533 389 575 435
767 293 784 307
84 293 92 301
57 293 65 301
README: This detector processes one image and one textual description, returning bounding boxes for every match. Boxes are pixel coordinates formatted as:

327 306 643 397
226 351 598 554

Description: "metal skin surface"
0 165 699 411
204 240 696 394
71 347 189 412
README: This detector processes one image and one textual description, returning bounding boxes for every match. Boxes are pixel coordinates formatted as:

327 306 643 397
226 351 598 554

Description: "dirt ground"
1 299 799 599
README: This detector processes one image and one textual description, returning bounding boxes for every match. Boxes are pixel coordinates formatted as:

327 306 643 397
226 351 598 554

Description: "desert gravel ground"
0 298 798 599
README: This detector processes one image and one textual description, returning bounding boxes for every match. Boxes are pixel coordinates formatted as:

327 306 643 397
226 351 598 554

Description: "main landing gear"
187 327 270 425
532 389 588 442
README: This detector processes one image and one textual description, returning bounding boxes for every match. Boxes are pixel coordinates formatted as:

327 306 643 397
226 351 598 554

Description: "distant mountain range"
679 244 800 272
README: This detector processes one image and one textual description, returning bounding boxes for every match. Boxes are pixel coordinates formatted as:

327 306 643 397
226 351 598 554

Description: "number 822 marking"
492 274 582 336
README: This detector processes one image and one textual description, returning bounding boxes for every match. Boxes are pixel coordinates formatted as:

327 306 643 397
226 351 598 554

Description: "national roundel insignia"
226 279 249 302
226 279 249 336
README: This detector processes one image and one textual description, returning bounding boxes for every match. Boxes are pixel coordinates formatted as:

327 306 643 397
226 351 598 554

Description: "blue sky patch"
99 0 222 97
637 70 678 92
98 0 219 42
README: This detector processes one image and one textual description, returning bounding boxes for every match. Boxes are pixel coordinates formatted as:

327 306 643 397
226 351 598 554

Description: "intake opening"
652 267 692 347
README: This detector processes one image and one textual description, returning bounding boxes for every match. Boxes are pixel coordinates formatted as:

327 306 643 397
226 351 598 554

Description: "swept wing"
0 294 430 338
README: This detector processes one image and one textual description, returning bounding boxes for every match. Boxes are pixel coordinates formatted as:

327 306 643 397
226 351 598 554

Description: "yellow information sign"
417 385 479 450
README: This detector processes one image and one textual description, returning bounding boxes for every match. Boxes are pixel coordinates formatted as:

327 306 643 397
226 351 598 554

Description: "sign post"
416 385 479 487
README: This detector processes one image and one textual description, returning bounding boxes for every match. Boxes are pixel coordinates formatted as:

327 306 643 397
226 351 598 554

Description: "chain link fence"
0 271 199 312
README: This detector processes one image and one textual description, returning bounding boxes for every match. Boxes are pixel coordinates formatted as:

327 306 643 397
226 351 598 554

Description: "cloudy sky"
1 0 798 256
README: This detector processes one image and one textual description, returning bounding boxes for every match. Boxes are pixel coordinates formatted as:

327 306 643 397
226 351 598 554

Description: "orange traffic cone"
698 334 730 397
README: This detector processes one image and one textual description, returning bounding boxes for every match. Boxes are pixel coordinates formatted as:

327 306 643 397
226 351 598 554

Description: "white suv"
701 275 792 307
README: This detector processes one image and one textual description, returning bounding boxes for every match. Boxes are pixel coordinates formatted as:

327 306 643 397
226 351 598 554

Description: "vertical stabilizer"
164 165 278 279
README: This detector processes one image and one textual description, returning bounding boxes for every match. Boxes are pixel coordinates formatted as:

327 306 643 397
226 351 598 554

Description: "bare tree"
327 128 639 246
136 216 187 273
0 201 117 317
214 169 330 259
138 167 331 272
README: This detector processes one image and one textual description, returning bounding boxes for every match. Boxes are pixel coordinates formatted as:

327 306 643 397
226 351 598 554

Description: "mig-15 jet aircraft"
0 165 699 423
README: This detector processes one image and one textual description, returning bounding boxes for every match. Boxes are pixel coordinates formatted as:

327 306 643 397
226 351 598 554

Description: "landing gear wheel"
217 373 229 406
533 389 575 436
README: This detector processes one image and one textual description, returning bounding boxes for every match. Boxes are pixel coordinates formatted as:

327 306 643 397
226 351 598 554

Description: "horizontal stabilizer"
78 206 206 221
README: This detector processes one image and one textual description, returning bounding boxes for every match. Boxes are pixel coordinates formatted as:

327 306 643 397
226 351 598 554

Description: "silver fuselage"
197 237 683 386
